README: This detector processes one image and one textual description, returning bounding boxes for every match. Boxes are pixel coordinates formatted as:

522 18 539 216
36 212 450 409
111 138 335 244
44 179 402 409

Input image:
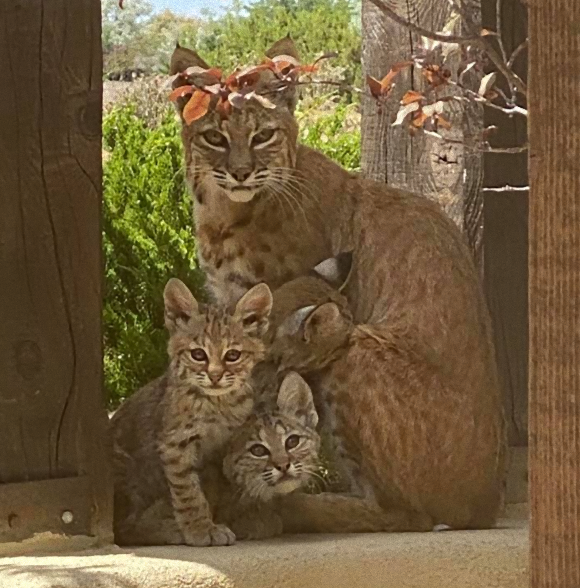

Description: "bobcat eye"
249 444 270 457
251 128 276 147
190 348 208 362
285 435 300 450
224 349 242 362
202 130 228 148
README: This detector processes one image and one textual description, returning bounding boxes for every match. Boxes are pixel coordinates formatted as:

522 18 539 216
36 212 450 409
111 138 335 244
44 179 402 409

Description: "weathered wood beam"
528 0 580 585
0 0 111 543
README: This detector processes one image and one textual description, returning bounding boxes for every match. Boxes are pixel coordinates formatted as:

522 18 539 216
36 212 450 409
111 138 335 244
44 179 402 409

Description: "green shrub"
103 90 360 408
103 105 204 408
297 97 361 171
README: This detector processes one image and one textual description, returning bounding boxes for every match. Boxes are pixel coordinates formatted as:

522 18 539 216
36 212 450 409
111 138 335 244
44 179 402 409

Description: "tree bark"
528 0 580 585
361 0 484 266
0 0 112 543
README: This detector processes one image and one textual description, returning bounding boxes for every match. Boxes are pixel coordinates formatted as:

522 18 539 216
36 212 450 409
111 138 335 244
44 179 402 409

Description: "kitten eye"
190 348 208 362
251 129 276 146
202 130 228 148
249 444 270 458
285 435 300 450
224 349 242 362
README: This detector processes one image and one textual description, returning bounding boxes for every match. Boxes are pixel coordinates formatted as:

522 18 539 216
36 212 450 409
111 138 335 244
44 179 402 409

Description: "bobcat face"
164 279 273 396
223 372 320 501
182 102 299 203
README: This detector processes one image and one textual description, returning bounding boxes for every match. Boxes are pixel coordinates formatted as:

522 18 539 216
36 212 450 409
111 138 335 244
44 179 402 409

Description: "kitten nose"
231 168 252 182
208 372 222 385
275 462 291 473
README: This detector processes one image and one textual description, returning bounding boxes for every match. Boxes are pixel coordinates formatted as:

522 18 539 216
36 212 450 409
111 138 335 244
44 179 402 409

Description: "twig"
449 81 528 117
449 0 528 96
508 40 528 68
496 0 508 63
483 185 529 192
484 144 529 154
365 0 479 44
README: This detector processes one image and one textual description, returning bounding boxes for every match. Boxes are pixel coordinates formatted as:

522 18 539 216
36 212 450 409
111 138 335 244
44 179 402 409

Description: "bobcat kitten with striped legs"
114 371 322 545
112 277 272 546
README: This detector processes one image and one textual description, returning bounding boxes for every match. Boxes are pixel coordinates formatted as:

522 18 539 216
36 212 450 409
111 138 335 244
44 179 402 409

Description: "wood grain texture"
528 0 580 585
0 0 112 543
361 0 484 266
482 0 529 447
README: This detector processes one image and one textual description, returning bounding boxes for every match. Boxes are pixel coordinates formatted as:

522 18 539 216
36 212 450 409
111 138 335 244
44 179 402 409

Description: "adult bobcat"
169 37 506 529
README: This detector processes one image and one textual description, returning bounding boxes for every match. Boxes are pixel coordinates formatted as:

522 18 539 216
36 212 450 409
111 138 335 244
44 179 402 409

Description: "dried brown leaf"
183 90 211 125
169 85 194 102
392 102 420 126
401 90 423 105
367 75 383 99
478 72 497 96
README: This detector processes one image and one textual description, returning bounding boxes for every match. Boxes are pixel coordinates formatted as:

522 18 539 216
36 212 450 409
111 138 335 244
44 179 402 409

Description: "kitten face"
164 279 272 396
223 372 320 501
183 103 299 204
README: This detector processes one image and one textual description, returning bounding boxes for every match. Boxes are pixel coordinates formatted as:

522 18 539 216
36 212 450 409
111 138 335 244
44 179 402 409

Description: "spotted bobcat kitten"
114 371 321 545
112 277 272 547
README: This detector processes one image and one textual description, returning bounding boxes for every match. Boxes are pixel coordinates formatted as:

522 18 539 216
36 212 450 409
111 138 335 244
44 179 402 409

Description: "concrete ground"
0 505 528 588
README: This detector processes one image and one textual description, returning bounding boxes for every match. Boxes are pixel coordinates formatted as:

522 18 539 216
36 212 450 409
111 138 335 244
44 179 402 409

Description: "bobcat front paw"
184 523 236 547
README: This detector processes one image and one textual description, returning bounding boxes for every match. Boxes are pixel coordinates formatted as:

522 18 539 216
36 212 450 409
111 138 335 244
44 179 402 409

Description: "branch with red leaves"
366 0 528 100
365 0 528 155
168 53 337 124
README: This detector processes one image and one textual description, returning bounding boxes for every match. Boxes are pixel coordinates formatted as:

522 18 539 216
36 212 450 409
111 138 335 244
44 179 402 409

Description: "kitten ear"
163 278 199 333
312 251 353 292
303 302 345 343
265 34 301 62
170 43 210 77
234 283 273 335
275 305 316 338
277 371 318 429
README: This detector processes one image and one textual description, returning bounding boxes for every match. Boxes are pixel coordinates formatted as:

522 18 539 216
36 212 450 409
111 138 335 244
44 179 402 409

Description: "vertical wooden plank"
481 0 529 448
361 0 485 265
0 0 112 542
528 0 580 585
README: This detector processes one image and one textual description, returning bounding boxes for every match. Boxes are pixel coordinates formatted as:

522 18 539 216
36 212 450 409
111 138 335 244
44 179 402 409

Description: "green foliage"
199 0 361 88
103 105 204 408
297 97 361 171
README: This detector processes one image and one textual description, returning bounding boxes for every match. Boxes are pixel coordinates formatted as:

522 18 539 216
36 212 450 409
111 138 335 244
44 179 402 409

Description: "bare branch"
484 144 529 154
365 0 479 44
496 0 508 63
508 40 528 68
483 185 529 193
449 81 528 117
449 0 528 96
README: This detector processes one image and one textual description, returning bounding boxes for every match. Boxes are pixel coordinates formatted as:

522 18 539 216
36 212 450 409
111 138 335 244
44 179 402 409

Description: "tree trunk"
361 0 484 266
0 0 112 544
528 0 580 585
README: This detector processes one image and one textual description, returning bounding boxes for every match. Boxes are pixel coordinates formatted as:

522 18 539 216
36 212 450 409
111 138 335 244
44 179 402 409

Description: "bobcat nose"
231 168 252 183
208 372 222 385
274 462 291 473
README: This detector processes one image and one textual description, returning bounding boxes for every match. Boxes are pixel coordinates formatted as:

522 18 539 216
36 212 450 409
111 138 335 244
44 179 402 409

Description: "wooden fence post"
528 0 580 585
0 0 112 544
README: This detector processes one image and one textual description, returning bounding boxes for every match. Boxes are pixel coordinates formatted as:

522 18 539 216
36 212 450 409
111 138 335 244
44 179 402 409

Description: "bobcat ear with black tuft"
265 34 300 61
234 283 273 335
275 305 316 339
170 44 210 76
303 302 344 343
312 251 353 292
277 371 318 429
163 278 199 333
